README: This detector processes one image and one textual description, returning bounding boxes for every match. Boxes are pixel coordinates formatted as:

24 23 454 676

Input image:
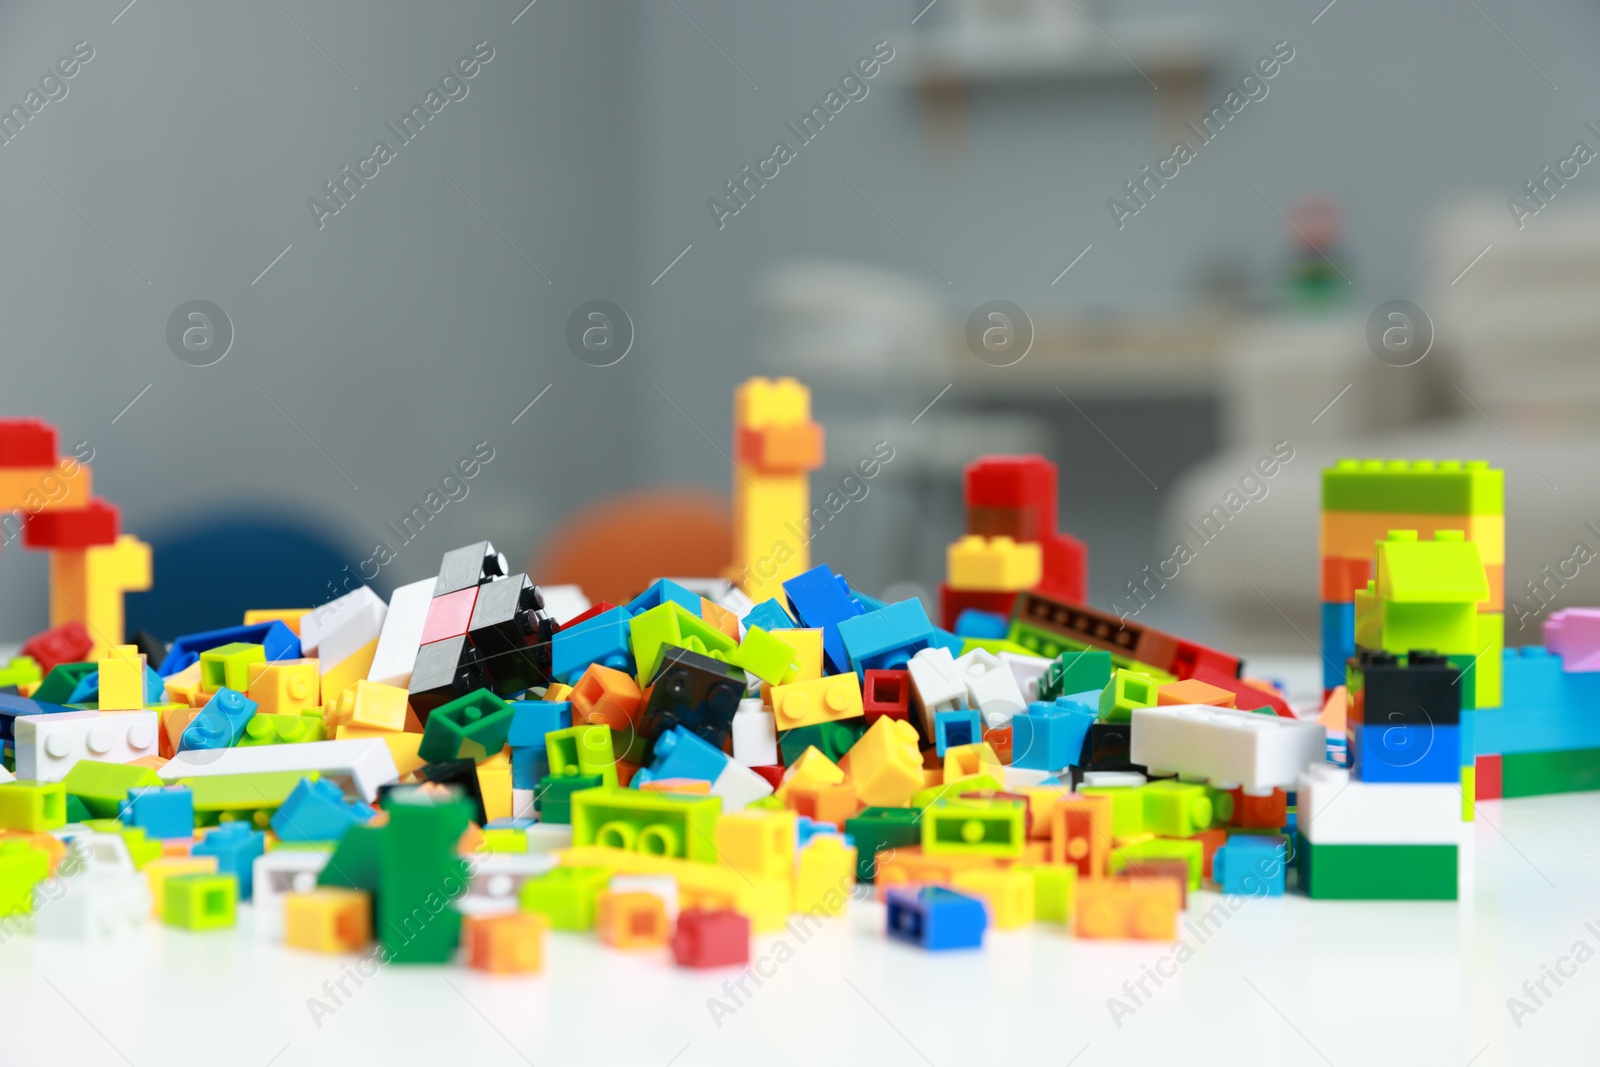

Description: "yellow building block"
716 809 796 881
478 751 512 823
245 659 321 715
285 887 372 952
144 856 217 917
243 609 309 636
944 742 1003 783
839 716 923 807
769 629 824 683
98 645 146 711
0 460 92 512
946 535 1043 592
731 377 824 604
558 845 792 932
775 746 844 803
345 679 408 732
770 673 863 732
321 638 379 698
793 834 856 918
544 683 574 702
49 534 152 657
951 866 1035 929
162 662 205 707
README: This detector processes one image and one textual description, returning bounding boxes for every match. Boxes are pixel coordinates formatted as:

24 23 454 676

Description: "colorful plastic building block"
162 872 238 930
179 689 258 751
1212 835 1288 896
271 778 376 842
118 786 195 840
285 887 372 952
597 890 671 949
671 907 750 967
0 780 67 831
885 886 987 950
1074 875 1180 940
463 910 547 972
191 822 266 899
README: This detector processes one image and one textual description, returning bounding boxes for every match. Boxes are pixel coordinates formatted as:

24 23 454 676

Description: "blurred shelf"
909 15 1219 88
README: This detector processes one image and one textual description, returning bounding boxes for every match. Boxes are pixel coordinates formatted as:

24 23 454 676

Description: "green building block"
910 774 1002 811
1078 784 1146 838
419 688 516 763
1016 863 1077 923
778 719 865 765
922 799 1025 858
1038 649 1113 702
238 713 326 746
64 795 91 823
119 827 163 869
199 642 267 693
570 786 720 861
1300 842 1457 899
0 841 50 916
845 806 922 882
0 656 42 691
62 761 162 819
1141 781 1215 838
1322 459 1503 517
162 872 238 930
1004 621 1176 683
317 823 383 891
1108 836 1204 890
538 774 602 824
379 790 470 963
519 866 613 930
33 662 97 705
0 780 66 831
545 725 619 787
1099 669 1159 724
180 770 320 826
1501 747 1600 798
629 602 737 685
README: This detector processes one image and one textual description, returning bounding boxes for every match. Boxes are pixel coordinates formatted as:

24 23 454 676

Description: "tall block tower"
730 377 824 604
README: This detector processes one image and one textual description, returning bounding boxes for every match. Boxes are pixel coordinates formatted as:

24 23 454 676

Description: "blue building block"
1501 646 1564 711
0 693 76 743
160 621 300 677
625 579 702 617
796 816 852 851
1213 835 1288 896
632 725 728 787
847 585 890 614
118 786 195 840
179 688 258 751
1349 723 1461 783
742 598 796 633
270 778 375 842
1321 601 1355 691
927 628 965 656
934 709 983 756
838 599 936 676
953 610 1009 639
886 886 987 950
191 822 266 899
783 566 864 675
1012 699 1097 771
485 818 537 831
64 665 164 706
550 607 634 684
508 701 572 788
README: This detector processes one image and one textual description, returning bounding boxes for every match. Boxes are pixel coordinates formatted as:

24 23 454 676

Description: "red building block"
938 585 1018 632
748 764 785 788
861 669 912 729
21 621 94 672
420 587 478 644
965 455 1057 536
1227 787 1287 830
21 499 120 549
0 419 58 468
1475 754 1503 801
671 908 749 969
1036 532 1087 603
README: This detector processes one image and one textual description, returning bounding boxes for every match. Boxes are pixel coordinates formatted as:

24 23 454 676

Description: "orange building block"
700 599 740 642
638 778 711 795
1075 876 1181 940
49 533 152 656
1050 794 1112 877
285 888 372 952
1157 679 1236 707
597 890 670 949
463 911 548 973
571 664 643 731
243 609 310 636
787 780 860 829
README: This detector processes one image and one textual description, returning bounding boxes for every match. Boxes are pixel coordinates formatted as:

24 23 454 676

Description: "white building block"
1080 770 1147 789
1296 763 1462 845
712 759 775 812
999 651 1053 704
158 739 398 801
33 834 150 940
954 648 1027 729
251 848 331 942
15 711 159 782
0 765 13 784
525 822 573 853
1002 765 1056 790
511 788 536 820
539 584 592 626
366 578 434 689
908 647 966 736
610 873 680 920
1129 704 1325 792
731 698 778 767
299 586 386 669
459 852 556 916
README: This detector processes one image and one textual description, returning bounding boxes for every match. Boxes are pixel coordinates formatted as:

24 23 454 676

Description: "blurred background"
3 0 1599 654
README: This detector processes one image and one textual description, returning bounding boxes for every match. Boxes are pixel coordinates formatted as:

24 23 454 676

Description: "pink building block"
1544 608 1600 672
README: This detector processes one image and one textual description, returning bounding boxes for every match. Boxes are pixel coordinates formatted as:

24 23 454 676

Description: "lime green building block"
1474 612 1503 710
0 780 67 831
62 761 162 819
119 827 163 869
379 790 470 963
910 774 1003 811
180 770 320 825
629 603 737 685
1108 836 1204 890
1501 747 1600 798
519 866 613 930
481 828 528 853
1017 862 1077 923
922 799 1025 858
571 786 721 861
238 714 326 746
0 656 42 691
720 626 800 686
419 688 516 763
1322 459 1504 516
0 840 50 916
957 637 1038 659
1099 668 1160 724
1141 781 1215 837
1300 842 1457 899
1078 784 1146 838
162 872 237 930
1005 620 1175 683
545 725 619 787
199 642 267 692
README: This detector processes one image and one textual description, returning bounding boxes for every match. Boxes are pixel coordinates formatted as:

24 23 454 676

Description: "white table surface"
3 657 1594 1067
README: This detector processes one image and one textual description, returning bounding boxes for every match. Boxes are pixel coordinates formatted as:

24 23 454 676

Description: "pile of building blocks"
0 394 1595 974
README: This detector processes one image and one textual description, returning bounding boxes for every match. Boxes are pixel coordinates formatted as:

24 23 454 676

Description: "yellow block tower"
730 378 824 603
